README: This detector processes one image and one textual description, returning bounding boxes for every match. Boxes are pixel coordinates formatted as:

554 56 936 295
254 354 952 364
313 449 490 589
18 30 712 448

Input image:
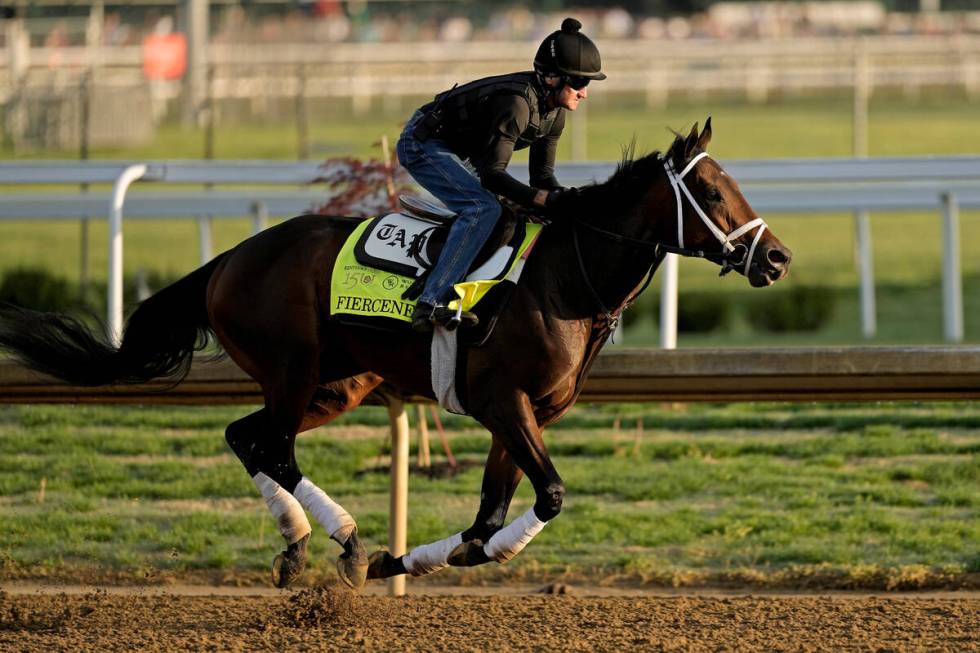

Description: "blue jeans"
396 110 502 307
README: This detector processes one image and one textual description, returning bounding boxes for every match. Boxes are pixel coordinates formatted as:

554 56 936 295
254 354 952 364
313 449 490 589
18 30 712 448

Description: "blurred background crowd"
8 0 980 49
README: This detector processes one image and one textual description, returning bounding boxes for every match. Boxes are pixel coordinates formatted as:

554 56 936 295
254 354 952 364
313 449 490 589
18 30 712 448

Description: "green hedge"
747 285 836 332
0 267 183 315
634 291 731 334
676 291 731 333
0 267 76 312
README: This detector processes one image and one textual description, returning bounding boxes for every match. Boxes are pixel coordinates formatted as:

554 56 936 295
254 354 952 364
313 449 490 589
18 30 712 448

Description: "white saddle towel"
431 326 466 415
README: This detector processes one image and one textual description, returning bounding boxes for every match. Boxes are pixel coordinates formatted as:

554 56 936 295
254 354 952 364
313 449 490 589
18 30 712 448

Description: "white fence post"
941 192 963 343
197 215 213 264
854 211 877 338
659 253 678 349
250 201 269 236
387 399 409 597
107 164 148 347
182 0 209 126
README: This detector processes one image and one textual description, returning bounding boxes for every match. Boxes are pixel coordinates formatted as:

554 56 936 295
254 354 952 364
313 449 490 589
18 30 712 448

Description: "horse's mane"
553 133 689 219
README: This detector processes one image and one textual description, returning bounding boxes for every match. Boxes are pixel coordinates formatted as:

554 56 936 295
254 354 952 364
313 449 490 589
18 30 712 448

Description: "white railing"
0 156 978 344
0 160 329 344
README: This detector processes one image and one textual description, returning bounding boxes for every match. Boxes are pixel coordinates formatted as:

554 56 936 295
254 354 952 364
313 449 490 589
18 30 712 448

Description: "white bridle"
663 151 767 277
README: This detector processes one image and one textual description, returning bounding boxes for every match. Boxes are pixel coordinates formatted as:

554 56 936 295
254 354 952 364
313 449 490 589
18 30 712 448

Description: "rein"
570 225 659 331
569 151 769 323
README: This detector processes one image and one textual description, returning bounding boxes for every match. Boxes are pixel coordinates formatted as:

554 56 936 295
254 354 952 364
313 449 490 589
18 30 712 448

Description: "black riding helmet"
533 17 607 85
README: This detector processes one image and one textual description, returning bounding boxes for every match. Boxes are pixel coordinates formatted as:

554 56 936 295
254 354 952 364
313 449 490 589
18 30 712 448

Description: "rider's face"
557 82 587 111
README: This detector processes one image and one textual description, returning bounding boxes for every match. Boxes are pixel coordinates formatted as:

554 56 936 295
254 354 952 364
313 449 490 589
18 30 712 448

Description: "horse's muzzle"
748 244 792 287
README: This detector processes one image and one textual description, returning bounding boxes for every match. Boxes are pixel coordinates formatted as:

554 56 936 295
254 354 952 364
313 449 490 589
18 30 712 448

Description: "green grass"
0 402 977 588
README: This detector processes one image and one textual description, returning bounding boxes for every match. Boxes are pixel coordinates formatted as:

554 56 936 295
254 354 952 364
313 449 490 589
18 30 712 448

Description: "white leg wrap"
252 472 312 545
292 477 357 544
483 508 548 563
402 532 464 577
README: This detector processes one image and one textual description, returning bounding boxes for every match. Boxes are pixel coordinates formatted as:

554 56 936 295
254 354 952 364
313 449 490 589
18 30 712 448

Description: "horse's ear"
697 116 712 150
684 122 700 159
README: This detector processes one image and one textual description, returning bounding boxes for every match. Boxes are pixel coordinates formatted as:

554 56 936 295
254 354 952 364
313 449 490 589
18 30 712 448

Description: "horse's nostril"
767 249 790 267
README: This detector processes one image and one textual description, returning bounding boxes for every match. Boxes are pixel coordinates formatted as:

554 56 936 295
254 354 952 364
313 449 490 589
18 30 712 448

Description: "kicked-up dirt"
1 586 977 652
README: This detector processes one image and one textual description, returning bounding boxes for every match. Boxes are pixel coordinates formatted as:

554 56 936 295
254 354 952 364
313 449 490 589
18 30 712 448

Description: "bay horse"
0 119 790 589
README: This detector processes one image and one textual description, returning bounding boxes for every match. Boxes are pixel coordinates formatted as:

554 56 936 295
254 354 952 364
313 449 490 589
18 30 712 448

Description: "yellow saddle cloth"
330 214 542 325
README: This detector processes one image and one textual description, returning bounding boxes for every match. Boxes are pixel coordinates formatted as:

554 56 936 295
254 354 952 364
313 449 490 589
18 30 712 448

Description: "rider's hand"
544 187 580 213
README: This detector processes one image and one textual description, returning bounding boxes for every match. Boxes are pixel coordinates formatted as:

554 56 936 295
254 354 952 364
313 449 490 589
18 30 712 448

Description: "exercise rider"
396 17 606 333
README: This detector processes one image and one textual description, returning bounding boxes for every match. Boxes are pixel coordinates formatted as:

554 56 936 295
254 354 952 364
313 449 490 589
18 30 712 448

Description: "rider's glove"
544 186 581 214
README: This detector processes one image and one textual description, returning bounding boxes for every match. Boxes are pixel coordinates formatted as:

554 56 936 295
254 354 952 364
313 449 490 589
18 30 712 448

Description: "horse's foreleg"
446 439 526 567
450 391 563 567
368 438 524 579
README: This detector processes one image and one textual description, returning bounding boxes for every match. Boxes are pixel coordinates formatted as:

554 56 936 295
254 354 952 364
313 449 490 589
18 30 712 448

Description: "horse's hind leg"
226 372 382 588
226 407 313 587
295 373 383 589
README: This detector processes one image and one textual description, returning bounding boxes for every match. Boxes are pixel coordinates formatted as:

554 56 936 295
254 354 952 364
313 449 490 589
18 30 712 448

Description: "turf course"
0 402 977 588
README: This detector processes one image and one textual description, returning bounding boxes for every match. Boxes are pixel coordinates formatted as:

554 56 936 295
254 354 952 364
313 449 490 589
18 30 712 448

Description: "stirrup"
432 305 478 331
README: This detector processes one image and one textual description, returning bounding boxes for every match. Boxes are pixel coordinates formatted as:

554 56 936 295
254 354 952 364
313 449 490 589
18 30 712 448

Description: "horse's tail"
0 253 228 387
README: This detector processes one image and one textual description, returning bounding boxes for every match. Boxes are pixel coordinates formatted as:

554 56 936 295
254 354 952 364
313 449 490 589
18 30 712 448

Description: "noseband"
661 152 768 277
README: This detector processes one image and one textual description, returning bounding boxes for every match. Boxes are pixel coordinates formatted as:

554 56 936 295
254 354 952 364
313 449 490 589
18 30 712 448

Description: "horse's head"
658 118 791 287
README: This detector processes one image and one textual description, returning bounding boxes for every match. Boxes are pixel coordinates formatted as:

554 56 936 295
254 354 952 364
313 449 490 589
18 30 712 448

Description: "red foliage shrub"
313 157 414 217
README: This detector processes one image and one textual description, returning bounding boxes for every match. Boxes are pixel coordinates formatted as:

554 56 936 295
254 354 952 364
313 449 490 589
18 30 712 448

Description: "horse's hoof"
271 533 310 588
335 530 369 590
367 550 398 579
447 539 491 567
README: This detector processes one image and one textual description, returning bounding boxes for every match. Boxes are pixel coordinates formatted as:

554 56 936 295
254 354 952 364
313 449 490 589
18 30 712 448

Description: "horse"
0 118 791 589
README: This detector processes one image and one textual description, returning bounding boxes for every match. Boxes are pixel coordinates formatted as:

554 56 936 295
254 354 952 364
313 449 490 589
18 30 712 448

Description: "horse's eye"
705 187 723 202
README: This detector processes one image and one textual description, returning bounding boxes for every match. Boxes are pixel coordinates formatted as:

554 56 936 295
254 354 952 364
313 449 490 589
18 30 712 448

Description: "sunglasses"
566 76 591 91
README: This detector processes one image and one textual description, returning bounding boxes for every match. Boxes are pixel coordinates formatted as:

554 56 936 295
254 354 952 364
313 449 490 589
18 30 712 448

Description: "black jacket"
418 72 565 205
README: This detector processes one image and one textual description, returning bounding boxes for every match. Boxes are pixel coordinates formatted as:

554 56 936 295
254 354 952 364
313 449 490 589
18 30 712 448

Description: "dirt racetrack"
2 586 978 652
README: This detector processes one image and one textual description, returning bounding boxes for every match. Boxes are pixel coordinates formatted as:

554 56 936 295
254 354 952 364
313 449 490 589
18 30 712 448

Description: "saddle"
398 195 455 223
353 195 519 295
330 196 541 343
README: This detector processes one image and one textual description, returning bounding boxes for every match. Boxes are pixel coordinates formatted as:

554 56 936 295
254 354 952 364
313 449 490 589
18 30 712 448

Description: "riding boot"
411 302 436 333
